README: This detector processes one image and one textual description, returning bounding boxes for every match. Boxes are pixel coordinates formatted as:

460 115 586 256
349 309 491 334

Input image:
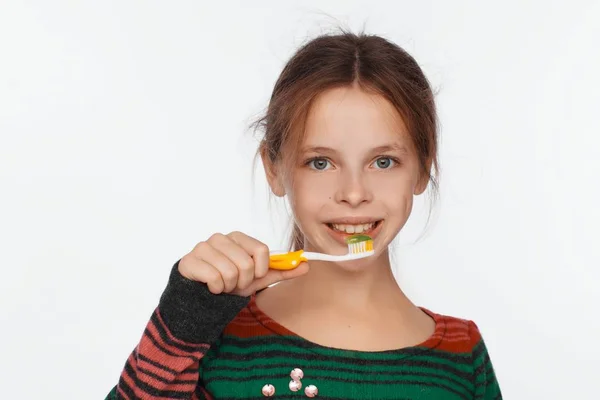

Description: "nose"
333 170 372 207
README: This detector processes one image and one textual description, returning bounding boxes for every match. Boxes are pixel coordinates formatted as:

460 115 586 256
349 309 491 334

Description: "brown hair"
255 30 439 251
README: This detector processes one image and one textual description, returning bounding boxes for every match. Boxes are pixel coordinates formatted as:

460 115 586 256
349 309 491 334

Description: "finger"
210 233 256 290
198 242 240 293
182 256 225 294
227 231 270 280
245 261 310 294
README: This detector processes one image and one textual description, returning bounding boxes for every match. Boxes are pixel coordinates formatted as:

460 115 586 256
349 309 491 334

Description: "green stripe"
211 340 472 374
205 353 472 380
219 334 471 361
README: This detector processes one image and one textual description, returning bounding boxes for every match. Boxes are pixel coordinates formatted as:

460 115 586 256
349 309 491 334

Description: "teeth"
331 222 376 234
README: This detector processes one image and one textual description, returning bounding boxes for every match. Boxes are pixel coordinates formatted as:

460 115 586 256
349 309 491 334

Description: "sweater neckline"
247 293 446 358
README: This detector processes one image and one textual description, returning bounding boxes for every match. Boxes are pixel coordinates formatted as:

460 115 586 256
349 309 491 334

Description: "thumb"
236 262 310 297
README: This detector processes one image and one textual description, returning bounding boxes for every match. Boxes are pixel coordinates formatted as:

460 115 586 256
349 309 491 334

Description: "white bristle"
349 241 367 254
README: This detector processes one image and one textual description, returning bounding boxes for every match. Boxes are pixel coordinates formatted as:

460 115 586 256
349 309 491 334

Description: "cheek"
286 173 333 220
374 172 415 213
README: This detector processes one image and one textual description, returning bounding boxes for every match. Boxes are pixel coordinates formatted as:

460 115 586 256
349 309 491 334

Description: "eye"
307 158 332 171
373 157 396 169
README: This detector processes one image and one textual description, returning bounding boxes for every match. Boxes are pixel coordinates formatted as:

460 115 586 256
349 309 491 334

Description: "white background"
1 0 599 398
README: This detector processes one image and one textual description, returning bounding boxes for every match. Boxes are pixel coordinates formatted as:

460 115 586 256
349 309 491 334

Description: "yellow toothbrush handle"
269 250 307 270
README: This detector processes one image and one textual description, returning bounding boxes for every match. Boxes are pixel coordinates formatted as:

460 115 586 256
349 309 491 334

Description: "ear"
414 158 433 195
414 174 429 195
260 145 286 197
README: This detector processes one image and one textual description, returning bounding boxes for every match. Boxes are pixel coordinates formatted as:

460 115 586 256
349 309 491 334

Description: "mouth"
325 220 382 235
323 218 384 249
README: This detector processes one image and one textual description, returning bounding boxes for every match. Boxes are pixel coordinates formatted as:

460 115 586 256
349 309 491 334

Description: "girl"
106 32 502 399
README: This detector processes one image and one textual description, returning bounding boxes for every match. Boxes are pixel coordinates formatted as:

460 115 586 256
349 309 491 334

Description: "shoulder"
423 311 502 396
422 307 485 354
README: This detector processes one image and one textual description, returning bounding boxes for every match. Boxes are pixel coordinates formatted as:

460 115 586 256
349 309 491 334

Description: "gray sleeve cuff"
158 260 250 344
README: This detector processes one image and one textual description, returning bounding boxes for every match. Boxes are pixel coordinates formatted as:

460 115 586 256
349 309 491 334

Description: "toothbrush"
269 234 374 270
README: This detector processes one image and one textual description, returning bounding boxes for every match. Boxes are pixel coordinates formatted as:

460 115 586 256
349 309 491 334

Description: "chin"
331 250 388 272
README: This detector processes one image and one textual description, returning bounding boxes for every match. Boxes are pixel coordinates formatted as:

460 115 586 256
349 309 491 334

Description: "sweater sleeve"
469 320 503 400
105 260 250 399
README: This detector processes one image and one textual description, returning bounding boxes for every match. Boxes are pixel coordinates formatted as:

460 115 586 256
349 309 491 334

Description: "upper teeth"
332 223 375 234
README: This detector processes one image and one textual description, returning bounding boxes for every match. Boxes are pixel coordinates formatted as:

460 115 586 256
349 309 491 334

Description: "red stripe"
117 386 131 400
121 364 144 398
123 350 201 397
224 323 277 338
147 319 205 358
139 340 199 374
134 352 199 383
136 372 196 393
115 308 208 399
138 357 198 382
137 357 177 381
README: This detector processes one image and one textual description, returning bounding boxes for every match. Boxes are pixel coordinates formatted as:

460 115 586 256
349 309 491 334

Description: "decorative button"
304 384 318 397
289 380 302 392
290 368 304 381
261 384 275 397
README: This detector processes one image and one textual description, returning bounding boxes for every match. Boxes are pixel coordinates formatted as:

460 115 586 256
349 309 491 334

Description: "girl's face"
271 85 427 265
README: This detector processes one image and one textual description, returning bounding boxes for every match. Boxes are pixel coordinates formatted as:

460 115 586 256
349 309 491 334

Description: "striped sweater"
106 262 502 399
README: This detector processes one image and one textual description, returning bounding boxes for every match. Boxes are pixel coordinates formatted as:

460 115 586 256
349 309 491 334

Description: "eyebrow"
301 143 409 155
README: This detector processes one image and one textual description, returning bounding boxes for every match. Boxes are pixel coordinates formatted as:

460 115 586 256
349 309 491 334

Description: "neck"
292 248 408 311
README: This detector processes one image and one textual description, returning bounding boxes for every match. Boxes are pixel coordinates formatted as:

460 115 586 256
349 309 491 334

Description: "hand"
178 231 309 297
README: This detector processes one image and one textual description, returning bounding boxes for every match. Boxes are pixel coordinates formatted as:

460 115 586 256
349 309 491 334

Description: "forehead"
302 85 411 149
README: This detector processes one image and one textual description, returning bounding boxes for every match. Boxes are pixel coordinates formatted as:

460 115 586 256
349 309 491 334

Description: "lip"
325 219 384 248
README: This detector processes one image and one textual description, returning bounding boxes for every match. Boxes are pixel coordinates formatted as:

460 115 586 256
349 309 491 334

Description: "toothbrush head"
345 234 374 255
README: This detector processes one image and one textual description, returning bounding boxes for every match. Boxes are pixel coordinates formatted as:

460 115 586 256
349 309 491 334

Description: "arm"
469 320 503 400
105 261 250 399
